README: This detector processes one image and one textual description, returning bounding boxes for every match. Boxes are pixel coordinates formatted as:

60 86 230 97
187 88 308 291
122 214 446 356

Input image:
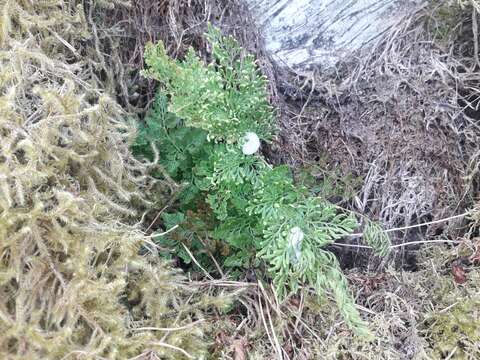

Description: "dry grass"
272 1 480 260
196 235 480 359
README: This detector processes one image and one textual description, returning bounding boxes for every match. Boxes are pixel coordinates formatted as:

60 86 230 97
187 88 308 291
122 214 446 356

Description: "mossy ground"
2 0 480 359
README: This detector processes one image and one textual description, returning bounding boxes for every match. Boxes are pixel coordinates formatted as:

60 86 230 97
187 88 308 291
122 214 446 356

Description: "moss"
425 298 480 359
0 0 216 358
414 244 480 359
429 1 465 44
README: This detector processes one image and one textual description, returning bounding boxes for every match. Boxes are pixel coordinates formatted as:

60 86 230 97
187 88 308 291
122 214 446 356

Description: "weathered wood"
245 0 421 69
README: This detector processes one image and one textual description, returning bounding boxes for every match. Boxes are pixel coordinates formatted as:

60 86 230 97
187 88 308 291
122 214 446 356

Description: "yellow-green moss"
0 0 214 358
425 297 480 359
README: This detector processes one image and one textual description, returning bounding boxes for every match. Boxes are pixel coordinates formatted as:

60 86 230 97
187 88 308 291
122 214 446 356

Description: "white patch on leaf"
242 132 260 155
288 226 304 263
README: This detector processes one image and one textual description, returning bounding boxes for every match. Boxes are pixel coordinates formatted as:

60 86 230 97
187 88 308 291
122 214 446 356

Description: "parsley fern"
139 25 391 336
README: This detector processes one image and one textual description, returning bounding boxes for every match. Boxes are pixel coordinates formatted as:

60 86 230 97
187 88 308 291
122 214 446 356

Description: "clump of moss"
425 297 480 359
416 244 480 359
0 0 216 358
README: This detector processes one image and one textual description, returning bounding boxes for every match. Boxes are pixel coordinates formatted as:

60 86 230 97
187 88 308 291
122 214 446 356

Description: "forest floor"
112 1 480 358
5 0 477 358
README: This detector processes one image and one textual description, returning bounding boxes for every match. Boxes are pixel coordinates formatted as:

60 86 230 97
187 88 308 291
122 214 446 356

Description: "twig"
348 211 470 238
333 239 462 250
182 243 214 280
51 31 78 55
145 204 170 233
144 224 179 238
151 341 194 359
257 286 278 359
472 7 480 69
267 301 287 360
198 236 225 277
133 319 205 332
258 281 285 359
444 346 457 360
187 280 257 287
439 302 459 314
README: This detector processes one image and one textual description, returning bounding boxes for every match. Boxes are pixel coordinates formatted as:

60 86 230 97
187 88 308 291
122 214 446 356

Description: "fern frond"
140 24 392 336
143 27 274 143
364 220 391 256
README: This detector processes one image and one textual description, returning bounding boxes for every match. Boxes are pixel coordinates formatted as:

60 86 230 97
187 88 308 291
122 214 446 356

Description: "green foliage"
143 24 274 144
139 24 391 336
363 220 391 256
296 164 363 202
133 93 214 207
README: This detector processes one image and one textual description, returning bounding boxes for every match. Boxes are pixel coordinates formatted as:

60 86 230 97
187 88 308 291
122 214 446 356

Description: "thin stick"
207 251 225 278
266 300 287 360
133 319 205 332
333 239 462 250
144 225 179 238
182 243 214 280
348 211 470 238
187 280 257 287
151 341 194 359
472 8 480 69
258 281 284 359
198 236 225 277
145 204 169 233
257 287 277 359
444 346 457 360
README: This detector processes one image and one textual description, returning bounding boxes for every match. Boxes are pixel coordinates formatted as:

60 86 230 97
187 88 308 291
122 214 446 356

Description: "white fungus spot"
288 226 304 263
242 132 260 155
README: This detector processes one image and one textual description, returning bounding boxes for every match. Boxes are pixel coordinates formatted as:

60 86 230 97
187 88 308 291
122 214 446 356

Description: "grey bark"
245 0 422 69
